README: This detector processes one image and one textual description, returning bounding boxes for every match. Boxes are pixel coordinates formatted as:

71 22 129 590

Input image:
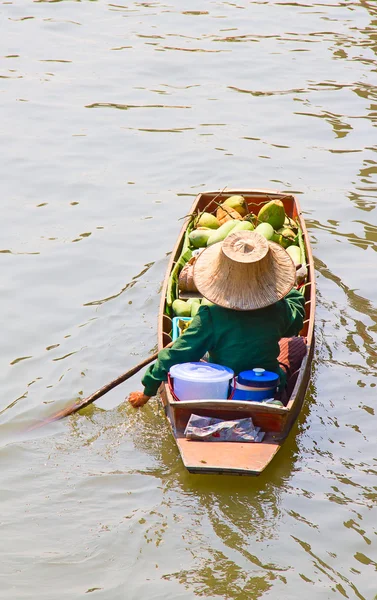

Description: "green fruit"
284 215 297 230
255 222 274 240
228 221 254 235
223 195 247 217
207 220 238 246
231 221 254 233
172 299 191 317
189 229 212 248
277 227 296 249
196 212 220 229
258 199 285 230
201 297 214 306
286 245 301 266
244 213 257 226
190 300 201 317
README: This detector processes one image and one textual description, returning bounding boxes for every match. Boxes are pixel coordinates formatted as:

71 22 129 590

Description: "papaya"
258 199 285 230
189 229 212 248
172 299 191 317
196 212 220 229
207 220 238 246
255 222 274 240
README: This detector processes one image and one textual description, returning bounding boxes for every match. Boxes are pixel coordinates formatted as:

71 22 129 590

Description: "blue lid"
238 368 279 387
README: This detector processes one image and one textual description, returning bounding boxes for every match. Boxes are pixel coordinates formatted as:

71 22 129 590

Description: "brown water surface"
1 1 377 598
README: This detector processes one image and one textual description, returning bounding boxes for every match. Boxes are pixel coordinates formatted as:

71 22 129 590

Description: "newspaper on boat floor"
184 414 265 443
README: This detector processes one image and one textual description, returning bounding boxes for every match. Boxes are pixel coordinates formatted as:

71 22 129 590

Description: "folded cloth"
184 414 265 443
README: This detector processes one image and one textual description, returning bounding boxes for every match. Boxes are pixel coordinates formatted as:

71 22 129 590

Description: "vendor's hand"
128 391 151 408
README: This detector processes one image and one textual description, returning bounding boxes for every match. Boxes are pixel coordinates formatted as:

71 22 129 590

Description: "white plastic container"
169 362 234 401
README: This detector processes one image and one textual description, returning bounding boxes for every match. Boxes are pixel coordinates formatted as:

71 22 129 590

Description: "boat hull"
158 189 315 475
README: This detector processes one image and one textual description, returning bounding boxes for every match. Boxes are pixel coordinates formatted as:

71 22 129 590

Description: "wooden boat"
158 189 315 475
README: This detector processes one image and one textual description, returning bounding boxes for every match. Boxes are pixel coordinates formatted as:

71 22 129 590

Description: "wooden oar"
26 341 173 431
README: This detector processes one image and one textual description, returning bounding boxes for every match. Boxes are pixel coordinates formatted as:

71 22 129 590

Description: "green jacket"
142 289 306 397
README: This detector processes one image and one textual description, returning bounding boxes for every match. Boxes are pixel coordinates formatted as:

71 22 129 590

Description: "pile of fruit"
188 195 303 267
167 195 307 322
172 297 213 318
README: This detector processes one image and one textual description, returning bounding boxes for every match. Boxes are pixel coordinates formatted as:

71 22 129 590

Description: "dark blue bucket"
230 368 280 402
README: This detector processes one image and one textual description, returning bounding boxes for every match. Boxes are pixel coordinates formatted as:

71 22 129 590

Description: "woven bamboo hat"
193 230 296 311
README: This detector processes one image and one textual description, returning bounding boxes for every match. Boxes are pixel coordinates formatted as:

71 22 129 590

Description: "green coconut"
189 229 212 248
172 299 191 317
258 199 285 230
255 222 274 240
207 219 238 246
230 221 255 234
196 212 220 229
277 227 296 249
223 195 247 217
201 297 214 306
190 299 201 317
286 245 301 266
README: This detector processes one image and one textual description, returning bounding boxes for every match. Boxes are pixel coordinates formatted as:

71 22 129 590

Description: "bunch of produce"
167 196 308 318
172 297 213 318
188 196 254 249
188 196 306 269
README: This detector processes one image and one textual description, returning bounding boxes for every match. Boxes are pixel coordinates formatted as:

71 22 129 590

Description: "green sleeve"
278 289 306 338
142 306 213 397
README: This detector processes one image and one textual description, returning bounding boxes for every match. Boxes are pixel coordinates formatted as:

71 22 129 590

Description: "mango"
258 199 285 230
189 229 212 248
207 219 238 246
223 195 247 217
172 299 191 317
255 222 274 240
196 212 220 229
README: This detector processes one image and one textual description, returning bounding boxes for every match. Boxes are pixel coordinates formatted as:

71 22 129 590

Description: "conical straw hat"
193 230 296 311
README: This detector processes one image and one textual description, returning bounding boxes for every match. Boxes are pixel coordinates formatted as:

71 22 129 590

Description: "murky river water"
1 1 377 598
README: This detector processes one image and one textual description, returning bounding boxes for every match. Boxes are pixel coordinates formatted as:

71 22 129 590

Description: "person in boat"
129 230 306 408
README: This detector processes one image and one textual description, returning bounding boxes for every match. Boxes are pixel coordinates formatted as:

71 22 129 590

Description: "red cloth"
278 336 307 399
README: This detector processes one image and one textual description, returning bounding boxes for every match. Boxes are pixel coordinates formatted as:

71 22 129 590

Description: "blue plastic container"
231 368 280 402
172 317 192 341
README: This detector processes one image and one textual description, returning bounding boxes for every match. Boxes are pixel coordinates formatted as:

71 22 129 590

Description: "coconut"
190 299 201 317
189 229 212 248
277 227 296 249
223 195 248 217
172 299 191 317
258 199 285 230
231 221 254 233
286 244 301 266
196 212 220 229
255 222 274 240
216 204 243 225
207 220 238 246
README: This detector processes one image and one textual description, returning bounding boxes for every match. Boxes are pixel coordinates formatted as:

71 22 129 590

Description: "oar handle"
27 340 174 430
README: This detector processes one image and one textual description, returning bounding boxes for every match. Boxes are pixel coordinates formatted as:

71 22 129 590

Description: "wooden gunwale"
157 189 315 475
